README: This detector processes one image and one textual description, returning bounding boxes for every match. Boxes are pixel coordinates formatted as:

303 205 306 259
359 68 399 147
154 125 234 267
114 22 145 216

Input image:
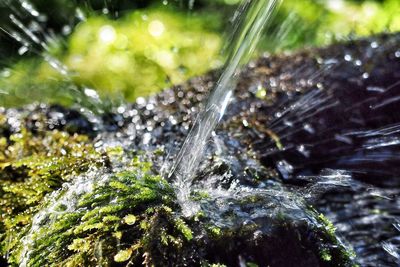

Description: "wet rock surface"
1 33 400 266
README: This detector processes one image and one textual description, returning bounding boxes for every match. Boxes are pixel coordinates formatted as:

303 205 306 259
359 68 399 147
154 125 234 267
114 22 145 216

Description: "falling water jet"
168 0 281 217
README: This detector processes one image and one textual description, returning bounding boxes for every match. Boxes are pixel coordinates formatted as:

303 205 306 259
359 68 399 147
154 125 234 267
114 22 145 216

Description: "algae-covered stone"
2 33 400 266
0 107 355 267
0 108 355 267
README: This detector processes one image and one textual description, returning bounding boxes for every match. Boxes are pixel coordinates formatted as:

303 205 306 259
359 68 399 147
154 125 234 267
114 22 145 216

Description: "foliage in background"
65 7 222 101
0 4 223 107
0 0 399 107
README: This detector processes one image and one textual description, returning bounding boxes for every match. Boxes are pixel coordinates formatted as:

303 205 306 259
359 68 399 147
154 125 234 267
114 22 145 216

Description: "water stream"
168 0 281 216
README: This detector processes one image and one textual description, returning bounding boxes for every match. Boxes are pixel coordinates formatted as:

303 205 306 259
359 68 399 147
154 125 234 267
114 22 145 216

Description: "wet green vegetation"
0 124 106 263
0 108 356 266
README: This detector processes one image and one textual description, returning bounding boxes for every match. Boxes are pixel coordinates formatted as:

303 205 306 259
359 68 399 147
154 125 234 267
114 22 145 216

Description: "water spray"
168 0 281 216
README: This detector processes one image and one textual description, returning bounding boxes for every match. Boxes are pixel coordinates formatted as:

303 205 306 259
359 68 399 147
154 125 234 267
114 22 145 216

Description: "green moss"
0 107 358 266
0 129 103 204
190 190 210 201
123 214 137 225
321 248 332 262
255 86 267 100
207 226 222 237
318 213 337 237
174 218 193 241
2 159 197 266
313 211 357 265
0 126 109 260
113 247 133 263
0 123 357 267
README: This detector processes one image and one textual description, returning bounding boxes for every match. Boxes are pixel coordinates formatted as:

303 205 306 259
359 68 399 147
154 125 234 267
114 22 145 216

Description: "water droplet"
253 230 263 240
366 86 385 93
136 97 146 106
142 133 152 145
18 46 29 55
393 220 400 232
297 145 310 157
169 116 177 125
62 25 71 35
84 88 100 100
248 61 256 68
344 54 352 62
21 0 40 17
43 55 68 76
324 58 339 65
334 134 352 144
382 241 400 259
146 103 155 111
102 8 109 15
395 51 400 58
303 123 315 134
269 78 277 87
283 120 293 127
362 72 370 79
75 8 86 21
276 160 294 180
370 41 378 49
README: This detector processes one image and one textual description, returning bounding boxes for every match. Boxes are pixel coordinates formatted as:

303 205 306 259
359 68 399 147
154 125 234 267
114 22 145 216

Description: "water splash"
1 0 66 71
169 0 281 217
0 0 109 111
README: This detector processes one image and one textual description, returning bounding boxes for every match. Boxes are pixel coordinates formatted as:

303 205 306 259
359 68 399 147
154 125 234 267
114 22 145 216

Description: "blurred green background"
0 0 399 107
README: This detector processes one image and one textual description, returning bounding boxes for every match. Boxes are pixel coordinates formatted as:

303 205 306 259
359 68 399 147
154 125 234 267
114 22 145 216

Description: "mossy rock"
2 33 400 266
0 106 354 266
